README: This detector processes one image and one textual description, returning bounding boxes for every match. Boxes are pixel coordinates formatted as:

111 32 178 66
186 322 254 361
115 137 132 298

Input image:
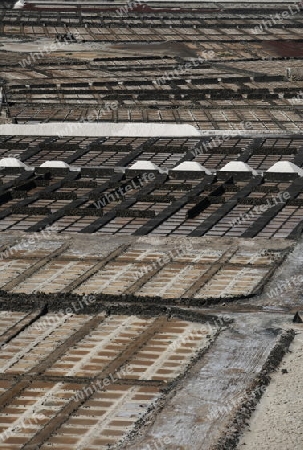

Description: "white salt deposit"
13 0 24 9
40 161 70 168
172 161 211 173
128 161 160 171
220 161 256 173
267 161 303 176
0 157 31 170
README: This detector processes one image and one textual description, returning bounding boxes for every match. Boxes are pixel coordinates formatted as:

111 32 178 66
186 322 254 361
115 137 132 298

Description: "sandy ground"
238 326 303 450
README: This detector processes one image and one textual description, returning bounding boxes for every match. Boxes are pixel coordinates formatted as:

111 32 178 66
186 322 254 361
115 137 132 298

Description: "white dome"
220 161 256 173
40 161 70 169
129 161 160 171
172 161 211 174
0 157 30 169
267 161 303 176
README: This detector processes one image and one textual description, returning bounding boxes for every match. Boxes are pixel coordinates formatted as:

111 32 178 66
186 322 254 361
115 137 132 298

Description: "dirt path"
123 314 284 450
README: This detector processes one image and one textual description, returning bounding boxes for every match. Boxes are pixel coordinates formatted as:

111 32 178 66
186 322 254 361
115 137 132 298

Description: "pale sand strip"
238 325 303 450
